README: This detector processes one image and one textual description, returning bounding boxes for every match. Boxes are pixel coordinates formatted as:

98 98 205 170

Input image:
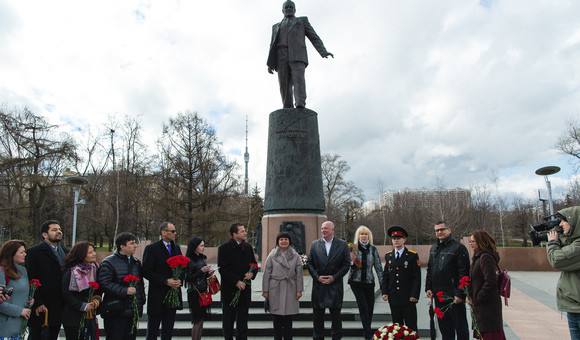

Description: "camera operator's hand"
548 230 560 242
0 294 9 303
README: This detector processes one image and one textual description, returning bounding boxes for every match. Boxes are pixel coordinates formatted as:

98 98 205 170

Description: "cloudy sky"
1 0 579 204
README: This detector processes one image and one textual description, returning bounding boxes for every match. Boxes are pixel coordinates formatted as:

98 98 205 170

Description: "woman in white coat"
262 232 304 340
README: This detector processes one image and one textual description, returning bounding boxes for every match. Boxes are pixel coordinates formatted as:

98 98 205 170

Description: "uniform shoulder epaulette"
407 249 417 254
386 250 393 254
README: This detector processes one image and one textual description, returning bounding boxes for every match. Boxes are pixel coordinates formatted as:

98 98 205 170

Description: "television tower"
244 116 250 195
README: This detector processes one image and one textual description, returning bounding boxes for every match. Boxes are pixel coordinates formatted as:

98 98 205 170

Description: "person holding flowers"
98 232 146 340
185 237 214 340
469 230 507 339
262 232 304 340
61 241 101 340
0 240 32 340
347 226 383 340
143 222 183 340
425 221 470 340
218 223 258 340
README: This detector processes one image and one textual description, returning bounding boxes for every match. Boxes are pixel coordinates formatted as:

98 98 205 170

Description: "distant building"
362 200 379 215
379 187 472 210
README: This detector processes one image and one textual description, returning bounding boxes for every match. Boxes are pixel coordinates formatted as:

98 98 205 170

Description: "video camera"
0 284 14 297
529 214 562 246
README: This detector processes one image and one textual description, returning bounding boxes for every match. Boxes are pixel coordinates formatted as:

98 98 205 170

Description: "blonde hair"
353 225 374 245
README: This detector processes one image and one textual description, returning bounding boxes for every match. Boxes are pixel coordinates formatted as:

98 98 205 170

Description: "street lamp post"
535 166 561 217
65 176 88 245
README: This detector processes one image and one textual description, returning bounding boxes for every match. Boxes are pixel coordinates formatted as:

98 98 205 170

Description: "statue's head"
282 1 296 18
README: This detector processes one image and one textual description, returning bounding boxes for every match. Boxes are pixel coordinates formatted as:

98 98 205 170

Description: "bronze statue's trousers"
276 48 306 108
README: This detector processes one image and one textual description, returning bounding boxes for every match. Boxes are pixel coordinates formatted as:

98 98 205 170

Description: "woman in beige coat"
262 232 304 340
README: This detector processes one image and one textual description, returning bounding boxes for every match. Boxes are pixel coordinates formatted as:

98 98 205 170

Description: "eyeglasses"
435 228 448 233
165 230 177 234
468 240 475 244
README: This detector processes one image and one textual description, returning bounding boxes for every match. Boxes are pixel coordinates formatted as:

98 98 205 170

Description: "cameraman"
547 207 580 340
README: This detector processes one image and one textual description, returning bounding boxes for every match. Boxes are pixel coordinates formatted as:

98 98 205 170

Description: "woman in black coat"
468 230 506 340
185 237 214 340
61 242 101 340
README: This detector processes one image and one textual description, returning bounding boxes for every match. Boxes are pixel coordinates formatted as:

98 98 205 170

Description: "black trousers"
105 316 137 340
28 325 61 340
222 289 250 340
273 314 293 340
146 303 177 340
63 325 82 340
435 299 469 340
351 284 375 339
313 307 342 340
390 303 418 334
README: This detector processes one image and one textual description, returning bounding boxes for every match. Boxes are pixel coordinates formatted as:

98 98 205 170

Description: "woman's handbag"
193 284 212 307
481 253 511 305
207 274 221 295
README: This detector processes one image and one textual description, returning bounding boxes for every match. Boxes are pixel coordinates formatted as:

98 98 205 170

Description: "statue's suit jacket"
306 236 350 309
267 16 329 71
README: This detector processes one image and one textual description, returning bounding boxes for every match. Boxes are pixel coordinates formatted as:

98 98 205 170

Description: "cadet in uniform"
381 226 421 332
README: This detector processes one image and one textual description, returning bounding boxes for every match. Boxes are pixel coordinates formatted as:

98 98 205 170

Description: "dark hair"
159 222 172 235
230 223 243 236
276 232 292 247
435 221 449 229
116 232 136 249
0 240 27 280
64 241 95 268
185 237 205 259
472 230 497 254
40 220 60 236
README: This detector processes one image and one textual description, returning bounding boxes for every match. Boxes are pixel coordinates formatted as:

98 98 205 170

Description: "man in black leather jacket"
98 232 146 340
425 221 470 340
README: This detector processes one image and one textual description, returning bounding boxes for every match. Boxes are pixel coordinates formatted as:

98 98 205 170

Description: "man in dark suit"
382 226 421 333
142 222 183 340
218 223 258 340
306 221 350 340
267 0 333 109
25 220 69 340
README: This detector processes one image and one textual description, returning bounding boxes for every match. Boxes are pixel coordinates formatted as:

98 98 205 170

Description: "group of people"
0 220 214 340
3 210 579 340
260 220 509 340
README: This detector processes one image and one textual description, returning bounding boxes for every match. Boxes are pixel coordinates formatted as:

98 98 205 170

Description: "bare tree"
321 153 363 239
0 106 75 242
555 117 580 172
156 111 241 243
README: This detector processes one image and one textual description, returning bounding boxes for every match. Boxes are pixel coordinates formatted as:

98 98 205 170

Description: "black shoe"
296 104 305 109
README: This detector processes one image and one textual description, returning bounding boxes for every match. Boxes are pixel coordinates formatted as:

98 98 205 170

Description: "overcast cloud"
1 0 579 204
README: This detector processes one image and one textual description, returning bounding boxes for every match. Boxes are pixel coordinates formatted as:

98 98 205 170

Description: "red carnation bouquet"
163 255 190 308
436 276 479 338
21 279 41 335
353 258 362 269
230 263 258 307
124 274 141 334
78 282 100 338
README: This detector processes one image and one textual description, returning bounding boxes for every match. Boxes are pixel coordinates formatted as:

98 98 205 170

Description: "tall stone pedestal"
261 108 326 261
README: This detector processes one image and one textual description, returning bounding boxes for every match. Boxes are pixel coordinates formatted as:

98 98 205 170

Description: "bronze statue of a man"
267 1 333 109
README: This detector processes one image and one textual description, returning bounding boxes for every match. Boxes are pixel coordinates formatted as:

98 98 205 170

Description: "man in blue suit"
267 0 333 109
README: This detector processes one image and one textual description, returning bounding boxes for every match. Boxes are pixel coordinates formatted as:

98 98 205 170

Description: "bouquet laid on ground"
436 276 479 338
373 323 419 340
230 263 258 307
78 282 100 339
164 255 190 308
300 254 308 269
21 279 41 335
123 274 141 334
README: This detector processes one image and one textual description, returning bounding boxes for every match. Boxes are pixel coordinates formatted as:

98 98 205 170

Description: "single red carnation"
30 279 41 287
88 282 99 290
436 291 443 297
